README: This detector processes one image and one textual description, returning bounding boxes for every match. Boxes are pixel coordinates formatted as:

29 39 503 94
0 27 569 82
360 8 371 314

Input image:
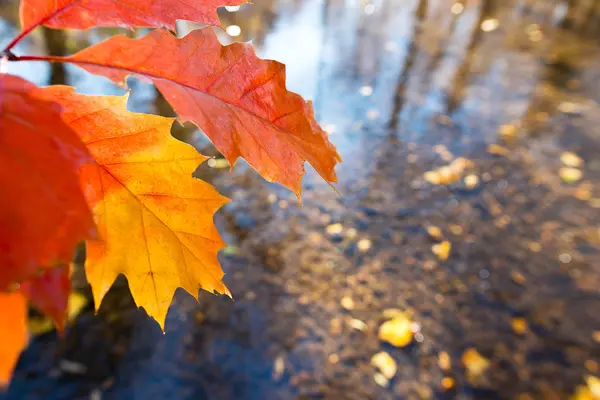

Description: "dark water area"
1 0 600 399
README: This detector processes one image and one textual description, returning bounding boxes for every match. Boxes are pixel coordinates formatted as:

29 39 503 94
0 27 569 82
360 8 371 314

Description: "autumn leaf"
0 74 96 290
20 0 247 31
38 86 230 329
20 265 71 332
0 291 27 387
60 28 341 198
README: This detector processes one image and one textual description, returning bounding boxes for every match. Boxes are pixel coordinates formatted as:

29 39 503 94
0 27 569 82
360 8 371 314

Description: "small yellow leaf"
441 377 455 390
357 239 372 252
427 226 443 241
511 271 526 285
379 314 413 347
326 223 343 235
561 152 584 168
341 296 355 310
571 376 600 400
371 351 397 379
349 318 367 332
432 241 451 261
438 351 451 371
424 158 473 185
511 317 528 335
464 174 480 189
560 167 583 183
498 124 516 138
462 348 490 381
373 372 389 387
487 144 510 157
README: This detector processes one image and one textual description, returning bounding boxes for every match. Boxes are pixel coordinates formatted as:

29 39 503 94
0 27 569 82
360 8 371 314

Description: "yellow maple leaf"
39 87 230 329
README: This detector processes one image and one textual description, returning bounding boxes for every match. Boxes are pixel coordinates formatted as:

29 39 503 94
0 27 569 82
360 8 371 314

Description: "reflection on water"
2 0 600 399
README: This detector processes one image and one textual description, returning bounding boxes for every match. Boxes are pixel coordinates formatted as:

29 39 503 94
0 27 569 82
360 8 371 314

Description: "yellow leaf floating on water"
464 174 480 189
561 152 584 168
326 223 343 235
371 351 397 379
487 144 510 157
511 317 528 335
462 348 490 381
427 226 443 241
424 158 473 185
378 313 414 347
571 376 600 400
438 351 451 371
432 241 451 261
560 167 583 183
441 377 455 390
498 124 517 138
588 376 600 398
373 372 389 388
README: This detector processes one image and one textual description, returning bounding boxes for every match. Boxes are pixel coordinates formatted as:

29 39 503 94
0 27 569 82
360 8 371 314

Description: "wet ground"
1 0 600 399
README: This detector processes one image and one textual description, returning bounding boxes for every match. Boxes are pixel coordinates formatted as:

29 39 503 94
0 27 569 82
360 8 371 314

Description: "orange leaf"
20 265 71 332
39 87 230 329
0 75 96 290
0 291 28 387
20 0 247 30
62 28 341 198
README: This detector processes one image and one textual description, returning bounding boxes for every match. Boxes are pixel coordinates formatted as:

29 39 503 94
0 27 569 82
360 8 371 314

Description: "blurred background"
1 0 600 398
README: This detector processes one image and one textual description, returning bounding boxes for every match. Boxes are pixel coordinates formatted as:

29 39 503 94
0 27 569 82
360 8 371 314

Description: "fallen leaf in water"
373 372 389 387
511 271 527 285
432 241 451 261
341 296 355 310
349 318 368 332
424 158 473 185
571 375 600 400
487 144 510 157
527 241 542 253
575 184 593 201
462 348 490 382
427 226 443 241
326 223 343 235
441 377 455 390
464 174 480 189
379 313 413 347
357 238 372 252
272 355 285 381
559 102 583 115
481 18 499 32
498 124 517 138
438 351 451 371
561 152 584 168
560 167 583 183
371 352 397 379
511 317 528 335
449 224 464 236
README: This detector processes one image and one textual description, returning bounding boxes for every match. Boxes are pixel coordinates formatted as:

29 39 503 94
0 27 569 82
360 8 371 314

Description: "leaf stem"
8 55 65 63
2 1 81 53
